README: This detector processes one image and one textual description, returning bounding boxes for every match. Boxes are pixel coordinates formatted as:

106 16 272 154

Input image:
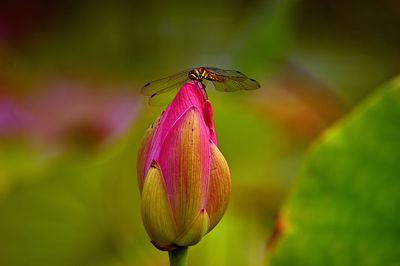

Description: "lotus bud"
137 81 231 251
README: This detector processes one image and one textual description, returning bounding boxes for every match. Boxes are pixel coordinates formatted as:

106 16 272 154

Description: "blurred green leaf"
0 125 152 266
0 143 48 201
267 76 400 265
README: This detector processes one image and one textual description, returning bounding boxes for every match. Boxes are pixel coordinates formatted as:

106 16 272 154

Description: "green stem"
168 246 188 266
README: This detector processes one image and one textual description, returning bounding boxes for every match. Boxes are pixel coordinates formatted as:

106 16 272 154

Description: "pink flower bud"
137 81 231 251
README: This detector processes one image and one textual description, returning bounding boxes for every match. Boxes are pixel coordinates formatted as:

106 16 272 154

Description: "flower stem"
168 246 188 266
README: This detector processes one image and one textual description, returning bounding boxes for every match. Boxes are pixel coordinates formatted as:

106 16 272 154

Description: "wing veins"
141 69 191 96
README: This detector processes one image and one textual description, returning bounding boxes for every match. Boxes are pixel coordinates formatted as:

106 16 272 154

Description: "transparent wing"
141 69 191 96
205 67 260 92
148 85 181 106
210 78 259 92
205 67 249 78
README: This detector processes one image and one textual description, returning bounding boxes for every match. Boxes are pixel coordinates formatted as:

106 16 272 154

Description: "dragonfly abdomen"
205 71 224 82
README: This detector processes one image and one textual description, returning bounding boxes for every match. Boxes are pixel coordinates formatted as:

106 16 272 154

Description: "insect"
141 67 260 105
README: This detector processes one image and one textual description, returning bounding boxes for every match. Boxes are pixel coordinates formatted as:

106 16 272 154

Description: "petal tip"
150 160 160 169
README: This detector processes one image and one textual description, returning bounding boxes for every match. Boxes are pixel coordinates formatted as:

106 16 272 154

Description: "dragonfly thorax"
188 67 208 81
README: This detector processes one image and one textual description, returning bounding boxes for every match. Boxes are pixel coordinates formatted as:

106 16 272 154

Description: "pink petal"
204 100 217 145
143 81 216 176
205 142 231 230
137 114 162 192
158 106 210 232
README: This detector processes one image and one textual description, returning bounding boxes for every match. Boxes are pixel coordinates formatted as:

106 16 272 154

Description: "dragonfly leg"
200 81 208 100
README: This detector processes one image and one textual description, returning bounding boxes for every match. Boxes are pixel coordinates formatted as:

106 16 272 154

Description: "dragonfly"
141 67 261 105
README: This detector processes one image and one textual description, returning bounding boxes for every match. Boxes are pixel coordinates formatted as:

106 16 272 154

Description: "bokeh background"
1 0 400 265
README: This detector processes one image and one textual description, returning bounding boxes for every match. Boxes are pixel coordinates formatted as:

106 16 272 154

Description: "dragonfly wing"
148 77 194 106
205 67 249 78
205 67 260 91
141 69 190 96
210 76 260 92
148 86 180 106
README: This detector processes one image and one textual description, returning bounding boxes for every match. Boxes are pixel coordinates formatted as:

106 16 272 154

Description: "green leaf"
268 77 400 266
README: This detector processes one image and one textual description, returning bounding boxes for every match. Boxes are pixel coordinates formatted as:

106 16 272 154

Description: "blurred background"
0 0 399 265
